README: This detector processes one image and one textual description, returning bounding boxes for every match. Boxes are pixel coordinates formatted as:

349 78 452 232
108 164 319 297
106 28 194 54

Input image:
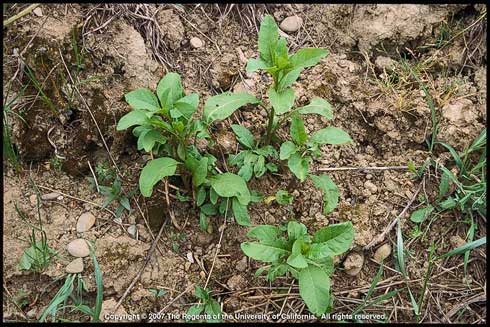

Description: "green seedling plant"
16 203 56 272
409 129 486 226
186 286 223 323
88 166 133 218
98 177 134 218
117 73 255 228
228 124 278 181
39 243 103 322
280 115 353 182
241 220 354 316
246 15 352 153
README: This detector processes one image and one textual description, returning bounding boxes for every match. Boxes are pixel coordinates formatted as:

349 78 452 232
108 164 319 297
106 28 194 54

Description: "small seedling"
39 243 103 322
148 288 167 298
98 177 134 218
16 203 56 272
228 124 278 181
186 286 223 323
241 220 354 315
117 73 253 228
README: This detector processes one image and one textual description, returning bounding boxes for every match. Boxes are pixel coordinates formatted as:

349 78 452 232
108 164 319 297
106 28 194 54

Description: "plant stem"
265 106 275 146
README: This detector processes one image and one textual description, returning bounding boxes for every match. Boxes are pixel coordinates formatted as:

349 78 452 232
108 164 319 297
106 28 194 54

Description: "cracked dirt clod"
344 252 364 276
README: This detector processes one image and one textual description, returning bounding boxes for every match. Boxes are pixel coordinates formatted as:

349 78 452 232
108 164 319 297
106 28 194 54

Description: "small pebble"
186 252 195 263
29 194 38 206
373 243 392 263
279 15 303 32
77 212 96 233
364 181 378 194
66 258 84 273
236 256 248 272
127 225 137 239
32 7 43 17
190 37 204 49
41 192 61 201
26 308 37 319
67 239 90 257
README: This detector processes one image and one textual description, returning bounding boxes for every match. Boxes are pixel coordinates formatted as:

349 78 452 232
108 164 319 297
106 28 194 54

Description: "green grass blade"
39 274 76 322
439 237 486 259
89 243 104 322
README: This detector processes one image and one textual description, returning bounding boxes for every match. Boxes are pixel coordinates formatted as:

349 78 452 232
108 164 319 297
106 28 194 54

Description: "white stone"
190 37 204 49
77 212 96 233
279 16 303 32
67 239 90 257
66 258 84 273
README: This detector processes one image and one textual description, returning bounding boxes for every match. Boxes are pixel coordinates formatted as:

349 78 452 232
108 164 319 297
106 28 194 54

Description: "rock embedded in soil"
450 235 466 249
280 15 303 32
190 37 204 49
364 181 378 194
67 239 90 257
375 56 396 72
344 252 364 276
41 192 61 201
26 307 37 319
373 243 392 263
29 194 38 206
66 258 84 273
100 298 129 322
32 7 43 17
76 212 96 233
127 224 137 239
236 256 248 272
227 275 247 291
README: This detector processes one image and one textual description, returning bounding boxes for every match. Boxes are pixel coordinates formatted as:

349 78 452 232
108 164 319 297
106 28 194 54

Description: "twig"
204 199 229 289
36 184 118 218
149 283 196 322
364 182 423 250
316 165 411 173
87 160 100 193
445 293 486 322
164 178 181 230
3 3 39 27
112 214 168 312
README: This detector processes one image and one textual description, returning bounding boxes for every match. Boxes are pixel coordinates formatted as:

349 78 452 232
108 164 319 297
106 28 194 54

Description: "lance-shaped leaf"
269 87 295 115
139 157 179 197
157 73 184 109
258 15 279 65
297 98 333 119
204 92 259 124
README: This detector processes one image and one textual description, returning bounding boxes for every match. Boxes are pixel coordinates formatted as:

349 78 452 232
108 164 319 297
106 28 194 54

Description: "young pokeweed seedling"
241 220 354 316
225 15 352 212
228 124 279 181
117 73 254 228
88 166 134 218
246 15 351 150
186 286 223 323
